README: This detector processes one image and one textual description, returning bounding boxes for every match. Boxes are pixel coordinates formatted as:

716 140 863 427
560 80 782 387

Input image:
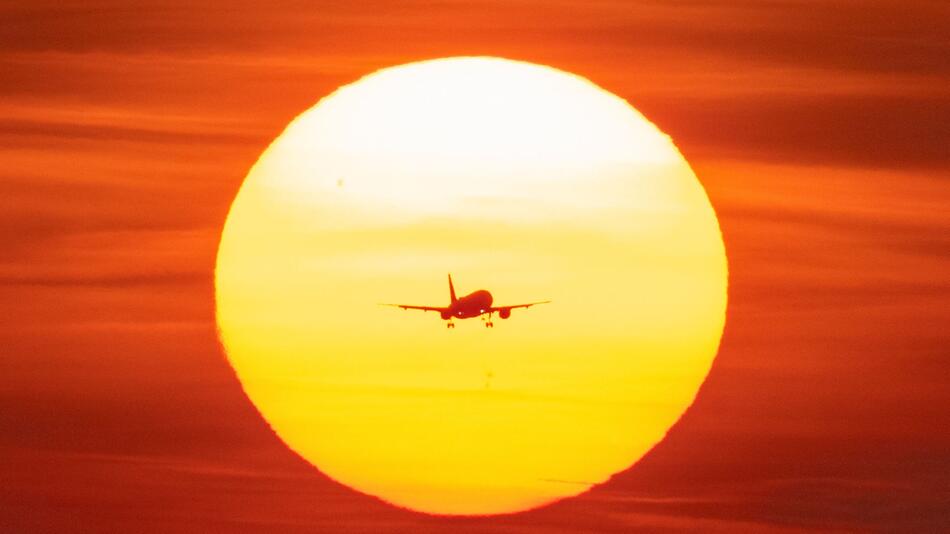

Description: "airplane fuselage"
384 274 549 328
446 290 493 319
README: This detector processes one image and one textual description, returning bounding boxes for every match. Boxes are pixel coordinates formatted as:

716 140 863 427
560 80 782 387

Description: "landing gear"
446 321 455 329
484 313 494 328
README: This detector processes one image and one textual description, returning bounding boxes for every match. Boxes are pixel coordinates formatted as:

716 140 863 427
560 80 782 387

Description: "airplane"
382 274 550 328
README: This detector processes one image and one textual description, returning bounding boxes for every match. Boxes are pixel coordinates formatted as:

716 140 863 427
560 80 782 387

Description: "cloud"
2 2 948 170
1 2 947 76
0 3 948 532
647 93 950 169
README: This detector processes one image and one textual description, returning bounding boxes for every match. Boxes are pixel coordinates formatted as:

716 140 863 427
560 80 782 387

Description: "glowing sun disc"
215 57 727 515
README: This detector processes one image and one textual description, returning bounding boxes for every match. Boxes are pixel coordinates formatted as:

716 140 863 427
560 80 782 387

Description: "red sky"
2 1 949 531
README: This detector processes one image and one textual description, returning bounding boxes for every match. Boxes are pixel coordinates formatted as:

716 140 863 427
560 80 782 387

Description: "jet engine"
498 309 511 319
440 310 452 320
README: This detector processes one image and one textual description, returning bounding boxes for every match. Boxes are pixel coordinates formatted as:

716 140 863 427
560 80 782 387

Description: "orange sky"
1 1 949 531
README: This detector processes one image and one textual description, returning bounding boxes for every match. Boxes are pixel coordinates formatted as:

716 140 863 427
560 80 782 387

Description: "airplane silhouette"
382 274 550 328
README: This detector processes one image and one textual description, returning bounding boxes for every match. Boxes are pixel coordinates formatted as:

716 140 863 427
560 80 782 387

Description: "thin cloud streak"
1 1 946 78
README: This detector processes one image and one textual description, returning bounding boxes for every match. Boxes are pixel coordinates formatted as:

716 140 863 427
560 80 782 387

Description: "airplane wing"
490 300 551 312
380 304 448 313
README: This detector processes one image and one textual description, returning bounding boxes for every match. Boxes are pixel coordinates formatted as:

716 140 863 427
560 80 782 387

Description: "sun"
215 57 727 515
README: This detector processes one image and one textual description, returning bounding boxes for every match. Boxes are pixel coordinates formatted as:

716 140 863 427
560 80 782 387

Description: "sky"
1 1 949 531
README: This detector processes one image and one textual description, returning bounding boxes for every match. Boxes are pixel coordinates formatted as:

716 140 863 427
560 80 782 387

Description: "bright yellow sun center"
215 57 727 515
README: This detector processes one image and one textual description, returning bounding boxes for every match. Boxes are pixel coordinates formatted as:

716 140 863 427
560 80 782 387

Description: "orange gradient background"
1 2 948 532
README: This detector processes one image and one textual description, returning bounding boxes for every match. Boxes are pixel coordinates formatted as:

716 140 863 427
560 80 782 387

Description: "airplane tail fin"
448 274 457 304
